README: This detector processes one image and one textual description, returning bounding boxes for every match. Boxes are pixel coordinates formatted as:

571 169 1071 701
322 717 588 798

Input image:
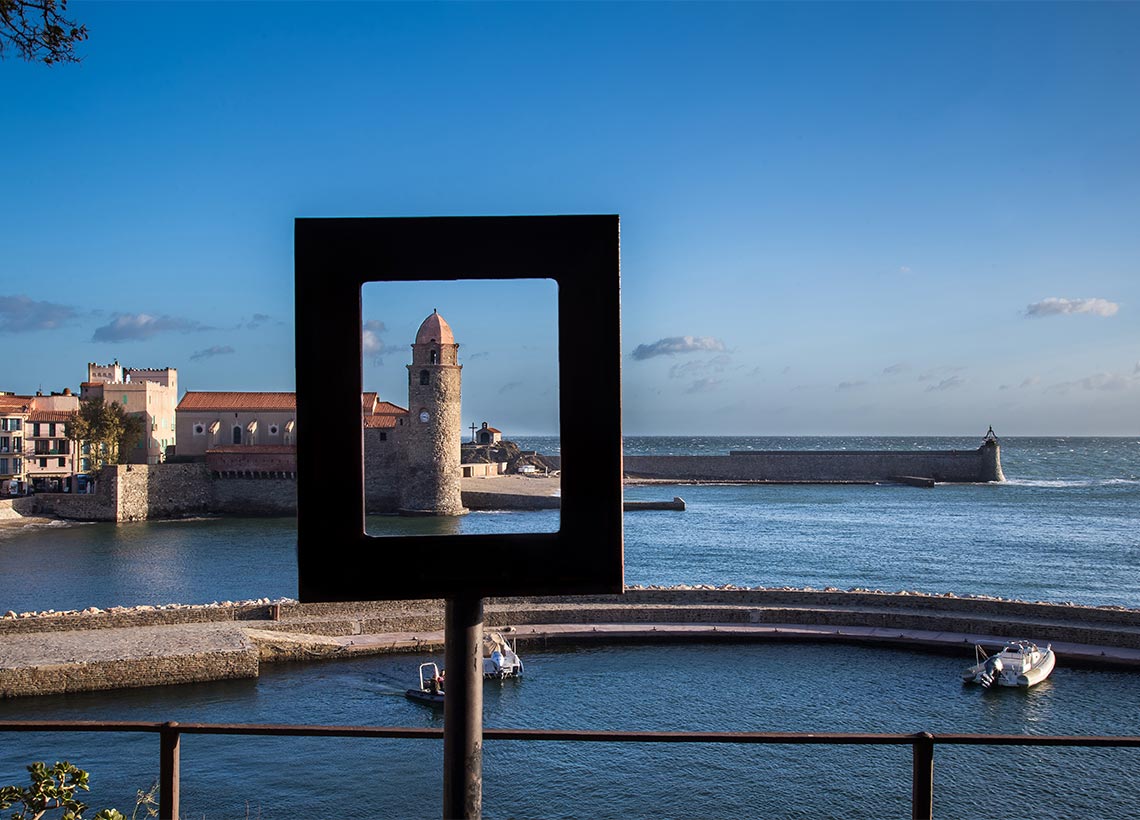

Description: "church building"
176 310 467 516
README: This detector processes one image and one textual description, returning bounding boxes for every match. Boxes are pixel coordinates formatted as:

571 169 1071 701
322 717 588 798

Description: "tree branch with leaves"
67 397 146 470
0 0 87 65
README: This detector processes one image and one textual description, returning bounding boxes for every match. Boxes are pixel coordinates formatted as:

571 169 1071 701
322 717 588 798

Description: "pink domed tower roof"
415 309 455 345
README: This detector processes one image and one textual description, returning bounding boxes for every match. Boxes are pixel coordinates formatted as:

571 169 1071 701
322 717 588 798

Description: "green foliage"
0 761 123 820
67 398 146 470
0 0 87 65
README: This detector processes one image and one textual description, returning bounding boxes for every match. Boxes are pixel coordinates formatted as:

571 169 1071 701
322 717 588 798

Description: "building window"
429 349 438 364
379 431 387 441
269 424 279 436
419 370 429 385
233 425 242 445
122 394 129 405
58 457 65 468
49 423 57 437
32 423 41 437
193 424 205 435
39 458 46 468
0 437 8 452
13 458 21 473
0 459 7 474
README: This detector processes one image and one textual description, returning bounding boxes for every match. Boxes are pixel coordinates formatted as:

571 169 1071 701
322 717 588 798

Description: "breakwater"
4 587 1138 697
622 440 1004 483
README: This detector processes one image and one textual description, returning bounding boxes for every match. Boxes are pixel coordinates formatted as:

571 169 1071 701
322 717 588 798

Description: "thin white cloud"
684 378 720 394
883 362 910 376
925 375 965 392
92 313 211 342
1020 376 1041 389
632 336 726 360
0 295 78 333
1026 297 1119 318
190 345 235 360
362 320 388 362
918 365 965 382
1048 372 1136 394
242 313 272 330
837 380 867 391
668 354 732 380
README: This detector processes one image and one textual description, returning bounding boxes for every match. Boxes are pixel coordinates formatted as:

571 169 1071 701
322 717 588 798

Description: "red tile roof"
0 395 33 413
27 410 75 423
372 401 408 415
364 415 399 429
178 392 296 412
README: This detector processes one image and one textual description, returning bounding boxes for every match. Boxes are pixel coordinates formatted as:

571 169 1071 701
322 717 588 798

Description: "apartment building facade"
81 361 178 464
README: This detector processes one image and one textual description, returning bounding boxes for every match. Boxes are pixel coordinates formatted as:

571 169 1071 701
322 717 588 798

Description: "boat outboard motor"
978 656 1004 688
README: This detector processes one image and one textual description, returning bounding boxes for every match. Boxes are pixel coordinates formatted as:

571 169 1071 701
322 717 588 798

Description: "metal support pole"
443 596 484 819
159 721 181 820
911 731 934 820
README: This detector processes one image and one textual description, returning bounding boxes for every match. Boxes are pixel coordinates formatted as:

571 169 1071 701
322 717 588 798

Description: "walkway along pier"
3 587 1137 698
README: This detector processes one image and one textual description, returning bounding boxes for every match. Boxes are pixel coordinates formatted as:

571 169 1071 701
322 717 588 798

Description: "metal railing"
2 720 1139 819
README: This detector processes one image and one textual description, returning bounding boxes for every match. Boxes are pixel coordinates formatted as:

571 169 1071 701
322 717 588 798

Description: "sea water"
1 437 1138 817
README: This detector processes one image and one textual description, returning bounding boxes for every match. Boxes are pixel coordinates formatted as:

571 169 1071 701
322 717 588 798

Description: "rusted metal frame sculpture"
294 215 624 819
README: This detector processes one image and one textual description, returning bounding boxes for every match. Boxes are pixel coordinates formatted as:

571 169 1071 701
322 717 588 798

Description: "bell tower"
399 309 466 515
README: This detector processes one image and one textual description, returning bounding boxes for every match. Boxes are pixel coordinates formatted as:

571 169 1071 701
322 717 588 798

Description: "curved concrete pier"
4 588 1139 697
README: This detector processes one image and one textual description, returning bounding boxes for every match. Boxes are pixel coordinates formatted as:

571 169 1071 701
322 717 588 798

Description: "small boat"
483 631 524 679
962 641 1056 689
405 662 445 706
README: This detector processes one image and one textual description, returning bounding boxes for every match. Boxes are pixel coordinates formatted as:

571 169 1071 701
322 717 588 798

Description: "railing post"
160 721 181 820
442 596 484 819
911 731 934 820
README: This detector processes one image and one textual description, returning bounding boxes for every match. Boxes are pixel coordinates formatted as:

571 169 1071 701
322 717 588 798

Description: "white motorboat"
483 631 524 679
405 662 445 706
962 641 1056 689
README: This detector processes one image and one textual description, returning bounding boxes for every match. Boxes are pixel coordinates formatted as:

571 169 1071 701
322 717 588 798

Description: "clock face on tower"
419 410 430 423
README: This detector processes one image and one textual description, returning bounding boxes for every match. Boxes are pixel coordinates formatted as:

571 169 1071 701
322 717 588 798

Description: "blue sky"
2 2 1137 436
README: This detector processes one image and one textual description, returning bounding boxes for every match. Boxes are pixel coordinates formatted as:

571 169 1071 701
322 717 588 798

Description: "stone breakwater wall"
622 443 1004 483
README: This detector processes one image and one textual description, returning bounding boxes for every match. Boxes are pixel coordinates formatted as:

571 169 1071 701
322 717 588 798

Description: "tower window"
420 370 429 385
430 349 438 364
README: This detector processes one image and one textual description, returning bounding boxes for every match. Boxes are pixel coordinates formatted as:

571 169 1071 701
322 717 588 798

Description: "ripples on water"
1 437 1137 817
1 644 1138 818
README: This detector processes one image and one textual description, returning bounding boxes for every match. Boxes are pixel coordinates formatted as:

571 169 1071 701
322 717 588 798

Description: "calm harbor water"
1 436 1138 817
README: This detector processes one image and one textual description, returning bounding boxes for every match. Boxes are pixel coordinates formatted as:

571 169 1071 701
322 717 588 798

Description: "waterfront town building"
0 390 83 494
24 389 81 493
0 393 31 494
174 310 467 514
81 362 178 465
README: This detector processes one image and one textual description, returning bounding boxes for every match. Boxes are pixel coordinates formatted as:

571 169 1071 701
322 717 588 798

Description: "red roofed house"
175 391 299 475
175 390 410 484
